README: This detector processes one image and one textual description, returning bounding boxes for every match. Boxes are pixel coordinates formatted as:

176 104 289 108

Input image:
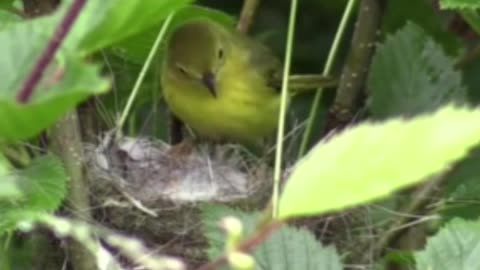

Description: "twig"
371 177 440 258
272 0 299 218
237 0 261 34
17 0 87 103
50 112 96 270
116 12 175 138
298 0 357 158
196 221 284 270
323 0 384 135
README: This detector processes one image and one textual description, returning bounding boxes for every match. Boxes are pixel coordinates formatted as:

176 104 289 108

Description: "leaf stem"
272 0 299 218
298 0 357 158
17 0 87 103
116 12 175 138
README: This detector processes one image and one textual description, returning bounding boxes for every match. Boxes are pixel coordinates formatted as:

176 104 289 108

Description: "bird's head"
166 20 228 98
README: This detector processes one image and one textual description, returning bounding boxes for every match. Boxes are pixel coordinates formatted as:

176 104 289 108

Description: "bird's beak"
202 72 217 98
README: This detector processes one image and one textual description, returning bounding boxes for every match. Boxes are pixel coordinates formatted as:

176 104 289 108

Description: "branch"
17 0 87 103
50 112 96 270
237 0 261 34
323 0 385 134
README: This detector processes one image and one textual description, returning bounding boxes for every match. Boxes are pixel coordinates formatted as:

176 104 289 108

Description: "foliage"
415 218 480 270
0 155 67 233
368 22 465 119
202 205 343 270
279 106 480 219
2 0 480 269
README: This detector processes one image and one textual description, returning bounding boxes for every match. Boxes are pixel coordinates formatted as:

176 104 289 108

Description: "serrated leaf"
436 143 480 221
440 0 480 9
279 106 480 219
111 5 235 65
201 205 342 270
368 22 465 119
0 155 68 233
445 146 480 200
415 218 480 270
0 152 20 198
381 0 461 55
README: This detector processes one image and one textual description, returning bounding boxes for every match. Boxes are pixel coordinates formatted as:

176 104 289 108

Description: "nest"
84 133 273 264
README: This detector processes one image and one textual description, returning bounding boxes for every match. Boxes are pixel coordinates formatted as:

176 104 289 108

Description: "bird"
161 19 334 147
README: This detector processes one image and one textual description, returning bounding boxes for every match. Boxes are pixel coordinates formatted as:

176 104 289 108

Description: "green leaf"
0 152 20 199
381 0 461 55
415 218 480 270
279 106 480 219
440 0 480 9
66 0 193 55
111 5 235 65
202 205 343 270
0 154 68 233
0 10 20 30
0 58 108 141
439 147 480 221
0 0 13 9
368 22 465 119
445 146 480 200
0 10 110 141
0 180 19 199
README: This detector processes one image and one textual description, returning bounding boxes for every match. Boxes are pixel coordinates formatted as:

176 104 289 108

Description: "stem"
323 0 384 135
50 111 96 270
1 233 12 270
372 178 440 257
17 0 87 103
116 12 175 138
272 0 299 218
298 0 357 158
237 0 261 34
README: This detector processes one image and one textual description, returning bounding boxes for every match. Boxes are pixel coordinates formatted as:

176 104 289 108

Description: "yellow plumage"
162 19 281 146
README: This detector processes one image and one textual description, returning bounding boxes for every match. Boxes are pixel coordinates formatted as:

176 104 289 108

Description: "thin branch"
298 0 357 158
17 0 87 103
116 12 175 138
371 177 440 258
272 0 299 218
50 112 96 270
237 0 261 34
323 0 384 135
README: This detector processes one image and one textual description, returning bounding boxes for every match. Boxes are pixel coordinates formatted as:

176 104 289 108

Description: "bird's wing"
235 34 283 93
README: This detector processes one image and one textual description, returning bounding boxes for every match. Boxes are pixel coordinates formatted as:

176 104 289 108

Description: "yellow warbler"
162 19 333 146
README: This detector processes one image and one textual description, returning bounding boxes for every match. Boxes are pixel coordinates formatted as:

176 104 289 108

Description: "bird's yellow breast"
162 50 280 146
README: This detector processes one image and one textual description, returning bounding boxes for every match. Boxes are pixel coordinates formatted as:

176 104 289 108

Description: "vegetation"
1 0 480 269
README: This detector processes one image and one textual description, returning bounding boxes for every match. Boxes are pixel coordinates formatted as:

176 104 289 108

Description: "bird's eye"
218 48 224 59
